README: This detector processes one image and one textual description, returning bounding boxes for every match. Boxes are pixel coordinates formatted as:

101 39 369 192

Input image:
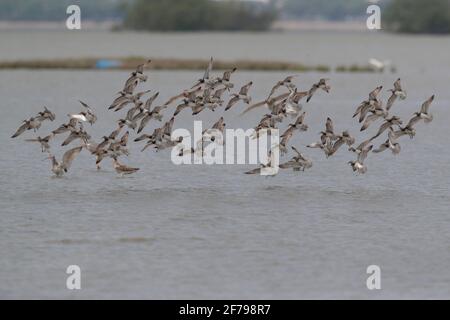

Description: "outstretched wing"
225 96 240 110
406 115 422 128
239 82 253 95
164 92 185 106
222 67 237 81
386 92 397 111
213 88 226 99
203 57 214 80
145 92 159 109
11 122 29 138
293 91 308 103
372 142 389 153
163 117 175 136
291 146 308 162
79 100 94 113
358 145 373 163
369 86 382 100
420 95 435 114
62 146 83 171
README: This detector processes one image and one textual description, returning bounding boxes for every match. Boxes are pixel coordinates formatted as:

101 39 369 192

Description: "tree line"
0 0 448 34
122 0 277 31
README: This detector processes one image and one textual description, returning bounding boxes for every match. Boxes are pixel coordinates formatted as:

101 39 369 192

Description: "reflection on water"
0 31 449 299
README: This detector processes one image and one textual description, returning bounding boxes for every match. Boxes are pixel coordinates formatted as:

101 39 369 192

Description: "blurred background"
0 0 449 33
0 0 449 69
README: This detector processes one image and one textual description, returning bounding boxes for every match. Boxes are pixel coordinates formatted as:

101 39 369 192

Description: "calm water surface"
0 31 449 299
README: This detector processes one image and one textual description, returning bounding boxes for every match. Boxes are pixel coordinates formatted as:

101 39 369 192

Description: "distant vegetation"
1 0 449 34
384 0 450 34
122 0 278 31
283 0 371 20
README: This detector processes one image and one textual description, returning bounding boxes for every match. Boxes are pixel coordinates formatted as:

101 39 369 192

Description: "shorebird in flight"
82 139 108 170
240 92 288 116
119 114 138 131
11 117 42 138
78 100 97 125
52 118 79 136
268 75 297 99
360 104 388 132
245 151 278 176
122 60 151 94
173 89 203 116
109 90 150 112
289 112 309 132
61 125 91 147
225 81 253 111
214 67 237 91
46 146 83 177
407 95 435 126
353 86 383 123
36 107 56 123
285 89 307 117
349 138 372 154
192 57 214 89
280 146 313 172
203 87 226 112
203 117 226 143
154 136 184 152
132 92 161 122
306 78 330 103
26 135 52 153
320 117 338 144
392 126 416 139
349 145 373 174
391 95 434 139
278 126 296 155
134 59 151 76
386 78 406 111
138 127 166 152
68 102 97 126
277 112 309 154
164 87 202 107
373 128 401 155
307 118 339 157
327 131 355 157
136 105 166 134
192 89 213 115
370 116 403 140
369 85 383 101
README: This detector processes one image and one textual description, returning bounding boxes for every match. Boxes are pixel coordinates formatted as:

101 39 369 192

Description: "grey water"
0 31 449 299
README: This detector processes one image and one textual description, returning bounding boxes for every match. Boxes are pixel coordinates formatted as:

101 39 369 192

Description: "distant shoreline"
0 57 383 73
273 20 367 32
0 20 116 31
0 20 366 32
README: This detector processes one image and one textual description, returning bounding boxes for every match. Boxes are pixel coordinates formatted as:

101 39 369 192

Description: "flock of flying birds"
11 58 435 177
